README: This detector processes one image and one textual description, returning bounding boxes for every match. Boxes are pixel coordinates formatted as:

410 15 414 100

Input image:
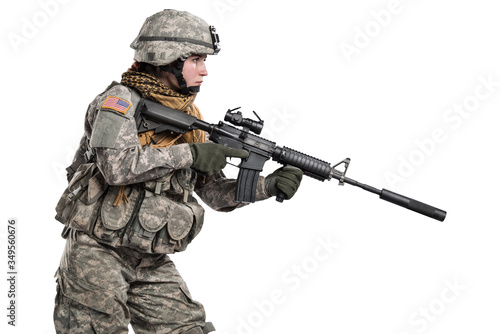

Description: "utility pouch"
55 163 108 234
121 189 204 254
151 197 205 254
93 184 142 243
100 185 142 230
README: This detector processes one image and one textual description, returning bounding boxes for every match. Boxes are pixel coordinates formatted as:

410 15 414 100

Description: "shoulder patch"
102 96 131 114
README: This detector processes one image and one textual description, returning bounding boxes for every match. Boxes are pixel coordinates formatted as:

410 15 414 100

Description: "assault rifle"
134 99 447 222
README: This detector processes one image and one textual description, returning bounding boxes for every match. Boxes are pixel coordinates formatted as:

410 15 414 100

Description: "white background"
1 0 499 333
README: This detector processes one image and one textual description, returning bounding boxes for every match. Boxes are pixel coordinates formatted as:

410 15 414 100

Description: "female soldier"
54 9 302 334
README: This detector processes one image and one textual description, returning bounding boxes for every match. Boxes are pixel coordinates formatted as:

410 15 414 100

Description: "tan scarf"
121 71 206 148
113 71 206 206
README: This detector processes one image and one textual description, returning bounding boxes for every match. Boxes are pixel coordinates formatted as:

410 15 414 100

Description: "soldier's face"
159 54 208 93
181 54 208 89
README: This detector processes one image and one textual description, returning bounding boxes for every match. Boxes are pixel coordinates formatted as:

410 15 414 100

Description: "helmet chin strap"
160 57 199 95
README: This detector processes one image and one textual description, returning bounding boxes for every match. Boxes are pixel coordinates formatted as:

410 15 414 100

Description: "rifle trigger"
332 158 351 186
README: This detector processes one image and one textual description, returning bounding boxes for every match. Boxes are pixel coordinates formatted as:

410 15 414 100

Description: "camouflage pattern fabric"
196 171 269 212
121 71 207 146
54 230 212 334
86 83 194 186
130 9 218 66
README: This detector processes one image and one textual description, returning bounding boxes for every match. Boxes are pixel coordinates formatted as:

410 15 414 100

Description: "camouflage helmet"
130 9 221 66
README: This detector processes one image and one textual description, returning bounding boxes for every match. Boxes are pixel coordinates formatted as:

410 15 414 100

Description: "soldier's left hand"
265 166 303 199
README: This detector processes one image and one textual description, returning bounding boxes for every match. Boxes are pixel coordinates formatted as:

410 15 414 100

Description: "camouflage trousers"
54 230 214 334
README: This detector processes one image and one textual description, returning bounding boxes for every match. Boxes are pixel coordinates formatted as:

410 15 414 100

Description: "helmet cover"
130 9 220 66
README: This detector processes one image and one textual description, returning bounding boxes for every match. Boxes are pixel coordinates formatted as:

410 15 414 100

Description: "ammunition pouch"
93 180 204 254
55 163 108 234
67 168 200 254
57 169 205 254
122 189 204 254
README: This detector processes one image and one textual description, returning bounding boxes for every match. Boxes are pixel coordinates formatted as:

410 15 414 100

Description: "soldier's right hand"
189 142 249 175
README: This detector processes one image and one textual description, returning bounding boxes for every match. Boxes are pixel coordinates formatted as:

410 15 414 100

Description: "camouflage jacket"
56 82 270 254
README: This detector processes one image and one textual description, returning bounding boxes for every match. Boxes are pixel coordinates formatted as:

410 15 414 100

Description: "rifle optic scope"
225 108 264 135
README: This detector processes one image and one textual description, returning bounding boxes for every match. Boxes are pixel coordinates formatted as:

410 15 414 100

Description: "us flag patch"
102 96 131 114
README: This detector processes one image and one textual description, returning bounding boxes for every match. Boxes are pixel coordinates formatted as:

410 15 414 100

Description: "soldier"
53 9 303 334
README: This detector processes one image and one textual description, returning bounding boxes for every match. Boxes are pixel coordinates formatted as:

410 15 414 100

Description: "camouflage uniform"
54 78 271 333
54 10 271 332
55 230 209 334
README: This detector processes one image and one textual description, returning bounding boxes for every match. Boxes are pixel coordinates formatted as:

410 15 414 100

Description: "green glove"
265 166 303 200
190 142 249 175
